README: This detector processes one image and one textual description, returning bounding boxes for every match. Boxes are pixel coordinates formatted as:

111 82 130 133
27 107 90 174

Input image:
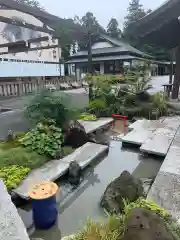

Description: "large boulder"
121 208 174 240
100 171 143 214
63 120 89 148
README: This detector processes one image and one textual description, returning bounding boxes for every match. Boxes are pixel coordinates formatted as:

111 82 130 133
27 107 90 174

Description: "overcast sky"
38 0 165 28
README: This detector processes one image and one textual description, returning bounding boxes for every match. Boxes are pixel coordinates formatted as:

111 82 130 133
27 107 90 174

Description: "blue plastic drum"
29 182 58 229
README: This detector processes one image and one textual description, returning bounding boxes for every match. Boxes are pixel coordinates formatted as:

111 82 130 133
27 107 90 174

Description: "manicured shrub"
0 165 30 191
151 92 167 115
19 120 63 157
88 99 107 117
25 89 77 128
88 99 106 111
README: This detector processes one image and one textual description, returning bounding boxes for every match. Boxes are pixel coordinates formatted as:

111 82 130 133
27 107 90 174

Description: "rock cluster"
122 208 174 240
100 171 143 214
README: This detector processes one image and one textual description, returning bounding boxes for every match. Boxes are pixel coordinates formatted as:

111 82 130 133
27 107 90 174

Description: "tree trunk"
172 44 180 99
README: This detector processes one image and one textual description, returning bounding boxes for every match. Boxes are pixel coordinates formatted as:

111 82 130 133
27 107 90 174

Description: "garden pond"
17 139 163 240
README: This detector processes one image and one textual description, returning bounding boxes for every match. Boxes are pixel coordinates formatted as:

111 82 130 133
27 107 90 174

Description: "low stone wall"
147 126 180 220
0 180 30 240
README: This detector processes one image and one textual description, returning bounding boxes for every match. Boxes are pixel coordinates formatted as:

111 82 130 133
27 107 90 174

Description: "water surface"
29 141 162 239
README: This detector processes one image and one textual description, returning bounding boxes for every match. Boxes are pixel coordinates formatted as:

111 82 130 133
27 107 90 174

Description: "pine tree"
124 0 146 29
107 18 121 39
81 12 105 35
16 0 44 10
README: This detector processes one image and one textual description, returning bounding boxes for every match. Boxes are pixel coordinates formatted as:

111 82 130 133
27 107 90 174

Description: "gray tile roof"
70 34 152 59
100 34 148 56
71 46 131 57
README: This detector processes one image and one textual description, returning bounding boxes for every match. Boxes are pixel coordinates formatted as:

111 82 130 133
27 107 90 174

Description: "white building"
0 1 64 79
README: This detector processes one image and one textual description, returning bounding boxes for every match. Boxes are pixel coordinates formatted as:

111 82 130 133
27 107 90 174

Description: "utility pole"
87 13 93 101
88 31 92 74
57 38 62 77
87 15 93 75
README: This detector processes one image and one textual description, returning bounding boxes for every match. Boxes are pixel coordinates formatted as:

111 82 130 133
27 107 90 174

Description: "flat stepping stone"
128 119 151 130
0 180 30 240
14 160 69 200
122 129 154 145
78 118 113 134
14 142 108 199
121 120 163 146
140 118 180 156
61 142 108 169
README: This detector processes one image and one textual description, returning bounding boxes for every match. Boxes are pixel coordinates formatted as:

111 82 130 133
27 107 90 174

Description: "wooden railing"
0 77 65 97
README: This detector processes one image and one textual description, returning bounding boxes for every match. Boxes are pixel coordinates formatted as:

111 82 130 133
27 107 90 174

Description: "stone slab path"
0 180 30 240
128 119 151 130
147 126 180 220
78 118 113 134
14 142 108 199
121 119 164 146
140 117 180 156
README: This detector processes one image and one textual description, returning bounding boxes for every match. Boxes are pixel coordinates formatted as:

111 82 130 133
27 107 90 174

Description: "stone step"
128 119 151 130
78 118 113 134
14 142 108 200
140 118 180 156
121 120 164 146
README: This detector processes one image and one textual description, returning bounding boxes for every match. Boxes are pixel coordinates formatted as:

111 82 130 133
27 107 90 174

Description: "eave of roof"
70 47 129 57
0 0 60 22
66 55 141 64
131 0 180 48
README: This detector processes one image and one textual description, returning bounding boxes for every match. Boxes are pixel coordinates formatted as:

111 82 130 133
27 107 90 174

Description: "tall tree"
81 12 105 35
107 18 121 39
123 0 170 61
124 0 146 42
16 0 44 10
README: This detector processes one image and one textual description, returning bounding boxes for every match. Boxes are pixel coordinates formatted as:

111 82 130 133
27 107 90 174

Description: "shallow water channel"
20 139 163 240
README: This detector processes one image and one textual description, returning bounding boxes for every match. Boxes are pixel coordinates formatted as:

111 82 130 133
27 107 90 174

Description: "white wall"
0 9 61 62
0 61 64 77
92 41 113 49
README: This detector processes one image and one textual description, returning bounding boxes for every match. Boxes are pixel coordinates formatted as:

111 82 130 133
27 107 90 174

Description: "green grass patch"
0 146 48 169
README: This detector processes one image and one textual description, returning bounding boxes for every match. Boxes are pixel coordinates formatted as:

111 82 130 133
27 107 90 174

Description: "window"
53 49 56 59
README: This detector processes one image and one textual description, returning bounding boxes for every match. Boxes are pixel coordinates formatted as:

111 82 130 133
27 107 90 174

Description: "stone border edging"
0 180 30 240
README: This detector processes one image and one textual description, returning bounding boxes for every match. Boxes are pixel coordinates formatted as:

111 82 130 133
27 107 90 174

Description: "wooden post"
172 44 180 99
